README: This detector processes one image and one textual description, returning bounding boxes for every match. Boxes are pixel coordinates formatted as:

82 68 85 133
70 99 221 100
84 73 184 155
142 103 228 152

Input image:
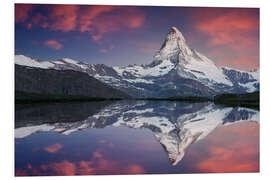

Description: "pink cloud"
15 4 34 23
41 160 76 176
44 143 63 153
46 5 79 32
194 9 259 48
194 9 258 41
80 6 145 42
15 5 145 43
16 150 145 176
218 56 259 71
31 13 47 25
27 23 32 30
190 121 259 173
31 40 39 46
98 140 106 144
44 40 63 50
197 146 258 173
15 169 28 176
92 151 103 159
189 8 259 70
99 44 115 54
41 22 49 29
77 6 120 33
99 48 108 54
98 139 115 149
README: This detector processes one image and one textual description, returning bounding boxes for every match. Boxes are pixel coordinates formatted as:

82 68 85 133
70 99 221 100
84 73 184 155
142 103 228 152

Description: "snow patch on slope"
15 124 54 138
239 81 258 92
15 55 54 69
113 59 175 78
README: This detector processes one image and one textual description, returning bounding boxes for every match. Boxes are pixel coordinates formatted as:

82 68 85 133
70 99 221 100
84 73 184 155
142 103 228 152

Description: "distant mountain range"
15 27 259 98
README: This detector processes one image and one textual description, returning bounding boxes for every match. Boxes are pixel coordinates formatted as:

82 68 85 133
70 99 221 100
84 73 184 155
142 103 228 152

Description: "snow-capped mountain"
15 101 259 165
222 67 260 93
15 27 259 98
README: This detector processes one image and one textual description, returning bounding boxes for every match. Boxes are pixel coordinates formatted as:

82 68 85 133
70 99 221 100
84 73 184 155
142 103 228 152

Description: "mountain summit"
151 27 234 89
15 26 259 98
154 27 193 63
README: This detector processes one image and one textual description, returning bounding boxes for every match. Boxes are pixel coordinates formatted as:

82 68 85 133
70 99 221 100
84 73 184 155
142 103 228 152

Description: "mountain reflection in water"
15 101 259 175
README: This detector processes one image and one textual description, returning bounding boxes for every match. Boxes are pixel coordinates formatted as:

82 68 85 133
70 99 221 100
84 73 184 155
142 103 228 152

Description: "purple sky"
15 4 259 70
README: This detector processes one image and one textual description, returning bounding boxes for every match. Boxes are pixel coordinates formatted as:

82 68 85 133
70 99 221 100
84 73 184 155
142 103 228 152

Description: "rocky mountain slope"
15 64 130 101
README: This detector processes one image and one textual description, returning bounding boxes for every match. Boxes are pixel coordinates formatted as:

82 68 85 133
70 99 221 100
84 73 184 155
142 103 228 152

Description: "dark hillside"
15 65 130 102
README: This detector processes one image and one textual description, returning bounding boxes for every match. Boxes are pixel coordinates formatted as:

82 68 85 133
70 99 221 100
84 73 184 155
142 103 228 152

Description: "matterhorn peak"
154 26 193 63
167 27 186 43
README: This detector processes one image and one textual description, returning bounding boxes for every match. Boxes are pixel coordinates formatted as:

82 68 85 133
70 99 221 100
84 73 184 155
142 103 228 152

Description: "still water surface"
15 101 259 176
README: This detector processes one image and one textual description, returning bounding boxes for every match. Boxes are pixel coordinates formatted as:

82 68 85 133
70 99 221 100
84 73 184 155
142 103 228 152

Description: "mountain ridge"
15 27 259 98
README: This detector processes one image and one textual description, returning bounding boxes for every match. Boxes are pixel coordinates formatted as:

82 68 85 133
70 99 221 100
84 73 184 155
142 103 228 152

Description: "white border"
13 0 261 7
1 0 270 180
